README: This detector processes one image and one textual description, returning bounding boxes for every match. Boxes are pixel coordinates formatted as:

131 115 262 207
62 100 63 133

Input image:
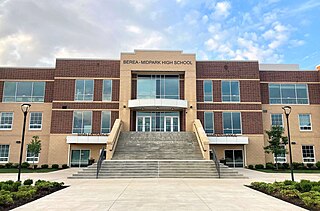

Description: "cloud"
211 1 231 20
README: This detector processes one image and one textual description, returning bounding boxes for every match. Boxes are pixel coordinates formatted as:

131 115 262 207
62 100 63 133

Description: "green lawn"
0 168 61 173
256 169 320 173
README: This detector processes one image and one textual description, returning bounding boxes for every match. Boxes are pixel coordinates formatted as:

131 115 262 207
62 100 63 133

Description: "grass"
0 168 61 173
255 169 320 173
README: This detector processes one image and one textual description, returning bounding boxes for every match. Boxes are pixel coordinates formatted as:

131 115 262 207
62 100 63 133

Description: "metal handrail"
96 147 105 179
211 148 221 178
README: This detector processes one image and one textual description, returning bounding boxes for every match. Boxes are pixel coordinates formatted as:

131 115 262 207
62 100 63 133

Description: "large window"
0 112 13 130
203 80 213 102
271 114 283 127
204 112 214 134
101 111 111 134
302 145 315 163
221 81 240 102
0 145 9 162
223 112 241 134
72 111 92 134
29 112 42 130
274 145 286 163
137 75 179 99
299 114 312 131
269 84 308 104
26 145 39 163
75 80 94 101
3 81 45 102
102 80 112 101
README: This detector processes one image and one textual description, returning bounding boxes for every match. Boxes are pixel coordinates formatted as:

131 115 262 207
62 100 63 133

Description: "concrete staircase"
70 160 246 179
69 132 246 179
112 132 203 160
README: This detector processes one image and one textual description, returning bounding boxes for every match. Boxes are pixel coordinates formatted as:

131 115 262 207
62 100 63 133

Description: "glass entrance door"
164 116 179 132
70 149 90 167
137 116 151 132
224 150 243 168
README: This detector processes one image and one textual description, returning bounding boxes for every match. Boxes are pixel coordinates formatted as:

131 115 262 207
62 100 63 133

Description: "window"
101 111 111 134
269 84 308 104
203 80 213 102
0 145 9 162
75 80 94 101
204 112 214 134
299 114 312 131
302 145 315 163
0 112 13 130
2 81 45 102
72 111 92 134
274 145 286 163
137 75 179 99
26 145 39 163
102 80 112 101
29 112 42 130
223 112 241 134
221 81 240 102
271 114 283 127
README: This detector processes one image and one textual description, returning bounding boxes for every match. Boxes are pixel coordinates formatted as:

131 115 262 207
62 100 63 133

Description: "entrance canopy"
128 99 188 110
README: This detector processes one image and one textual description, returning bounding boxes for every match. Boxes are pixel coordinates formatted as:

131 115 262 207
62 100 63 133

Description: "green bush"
23 179 33 186
21 162 30 169
0 164 5 168
41 164 49 169
282 163 289 169
5 162 13 169
33 164 38 169
316 161 320 169
34 180 63 191
12 163 19 169
62 164 69 169
12 189 36 200
311 186 320 192
284 180 295 186
292 162 300 170
295 180 313 192
266 163 274 169
51 164 59 169
298 163 306 170
255 164 264 169
248 165 254 169
307 163 314 169
299 191 320 209
0 192 14 206
1 181 21 192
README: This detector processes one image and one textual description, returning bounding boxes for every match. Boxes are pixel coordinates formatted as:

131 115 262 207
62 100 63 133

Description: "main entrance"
136 112 180 132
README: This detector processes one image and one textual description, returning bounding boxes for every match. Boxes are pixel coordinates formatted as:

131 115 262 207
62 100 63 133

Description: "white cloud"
211 1 231 20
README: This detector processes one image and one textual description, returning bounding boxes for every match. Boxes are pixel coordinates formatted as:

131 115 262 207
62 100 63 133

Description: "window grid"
2 81 45 102
101 111 111 134
72 111 92 134
269 84 309 104
302 145 315 163
26 145 39 163
204 112 214 134
203 80 213 102
29 112 42 130
299 114 312 131
0 145 9 162
0 112 13 130
75 80 94 101
102 80 112 101
221 81 240 102
271 114 283 127
223 112 242 134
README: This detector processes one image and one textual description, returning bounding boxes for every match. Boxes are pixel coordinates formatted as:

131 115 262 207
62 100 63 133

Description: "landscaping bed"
248 180 320 210
0 179 67 211
0 163 69 174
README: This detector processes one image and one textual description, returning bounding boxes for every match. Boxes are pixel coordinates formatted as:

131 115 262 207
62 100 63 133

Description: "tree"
28 136 42 169
264 126 288 170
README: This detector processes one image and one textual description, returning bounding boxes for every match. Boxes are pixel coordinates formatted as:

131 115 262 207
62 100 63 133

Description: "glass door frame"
136 116 152 132
70 149 91 168
224 149 244 168
164 116 180 132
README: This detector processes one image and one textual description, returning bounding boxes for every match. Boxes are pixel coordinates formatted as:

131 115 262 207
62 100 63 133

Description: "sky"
0 0 319 69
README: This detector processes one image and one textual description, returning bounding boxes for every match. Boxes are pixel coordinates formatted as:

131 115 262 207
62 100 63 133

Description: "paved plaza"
1 168 318 210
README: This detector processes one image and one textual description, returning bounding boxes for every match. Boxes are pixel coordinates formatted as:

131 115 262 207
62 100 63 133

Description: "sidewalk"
0 168 315 211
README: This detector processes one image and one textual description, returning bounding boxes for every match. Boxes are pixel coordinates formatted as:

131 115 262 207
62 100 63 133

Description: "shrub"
300 191 320 209
282 163 289 169
284 180 295 186
0 192 14 206
23 179 33 186
266 163 274 169
298 163 306 170
255 164 264 169
51 164 59 169
62 164 69 169
5 162 13 169
316 161 320 169
311 186 320 192
41 164 49 169
21 162 30 169
248 165 254 169
295 180 313 192
0 164 4 168
12 163 19 169
307 163 314 169
292 162 300 170
12 190 36 200
33 164 38 169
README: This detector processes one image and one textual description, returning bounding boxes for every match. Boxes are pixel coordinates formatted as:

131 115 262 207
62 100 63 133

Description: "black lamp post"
17 103 31 182
282 105 294 182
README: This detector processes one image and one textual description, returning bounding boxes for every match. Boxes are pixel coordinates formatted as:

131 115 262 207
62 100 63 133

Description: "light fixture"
123 105 126 108
190 105 193 109
21 103 31 113
282 105 291 115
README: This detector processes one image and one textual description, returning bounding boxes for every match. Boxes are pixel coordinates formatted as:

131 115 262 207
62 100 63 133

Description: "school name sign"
122 60 193 65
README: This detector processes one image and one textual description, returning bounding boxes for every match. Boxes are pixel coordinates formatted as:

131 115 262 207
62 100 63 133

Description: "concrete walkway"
1 168 318 210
